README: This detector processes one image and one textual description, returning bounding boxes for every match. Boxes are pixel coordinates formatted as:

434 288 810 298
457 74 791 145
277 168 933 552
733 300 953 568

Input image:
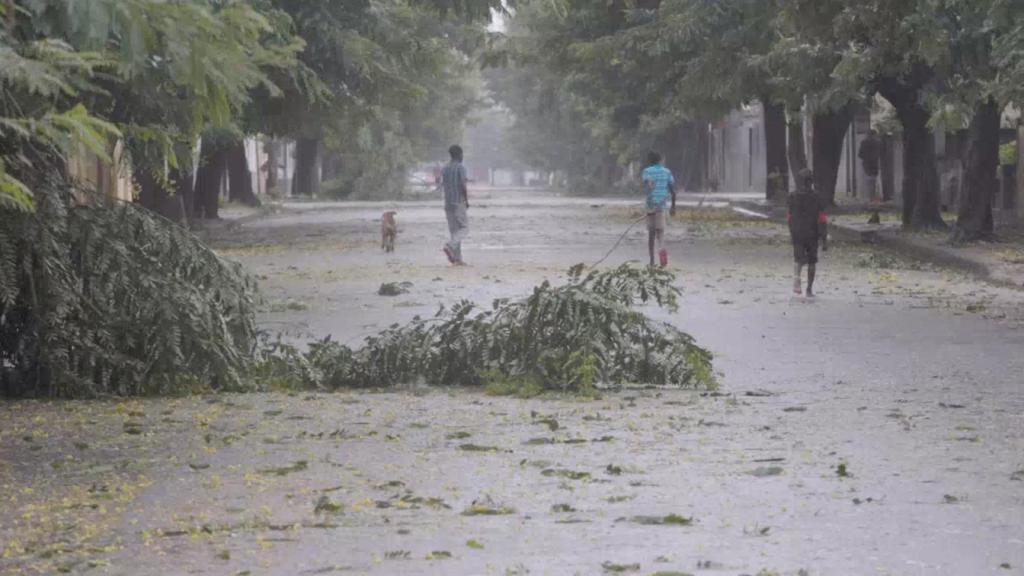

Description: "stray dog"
381 211 397 252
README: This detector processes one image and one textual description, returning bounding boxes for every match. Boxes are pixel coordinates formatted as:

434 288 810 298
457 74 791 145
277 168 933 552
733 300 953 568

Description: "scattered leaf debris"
624 514 693 526
748 466 783 477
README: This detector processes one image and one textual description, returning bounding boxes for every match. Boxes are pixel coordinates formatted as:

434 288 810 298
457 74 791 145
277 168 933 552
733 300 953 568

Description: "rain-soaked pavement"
2 189 1024 576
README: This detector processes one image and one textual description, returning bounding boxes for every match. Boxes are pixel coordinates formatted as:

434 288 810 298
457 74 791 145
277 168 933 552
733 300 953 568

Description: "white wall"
709 106 765 193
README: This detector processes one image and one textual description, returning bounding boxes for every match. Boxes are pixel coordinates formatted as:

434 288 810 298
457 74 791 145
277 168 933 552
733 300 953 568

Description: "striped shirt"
641 163 675 211
442 161 467 207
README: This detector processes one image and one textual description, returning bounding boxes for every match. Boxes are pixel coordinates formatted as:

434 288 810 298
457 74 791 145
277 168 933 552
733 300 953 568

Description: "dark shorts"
792 238 818 265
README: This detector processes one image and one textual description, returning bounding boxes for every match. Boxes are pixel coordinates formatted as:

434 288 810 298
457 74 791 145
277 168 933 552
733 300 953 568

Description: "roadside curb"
194 203 294 231
729 201 1003 284
231 204 295 226
829 225 993 278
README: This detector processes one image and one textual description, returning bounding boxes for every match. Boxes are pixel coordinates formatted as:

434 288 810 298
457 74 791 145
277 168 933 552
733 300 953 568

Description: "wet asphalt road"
2 189 1023 576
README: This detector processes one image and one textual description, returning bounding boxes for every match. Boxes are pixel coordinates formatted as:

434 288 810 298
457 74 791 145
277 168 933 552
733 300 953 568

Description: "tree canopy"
0 0 499 396
489 0 1024 232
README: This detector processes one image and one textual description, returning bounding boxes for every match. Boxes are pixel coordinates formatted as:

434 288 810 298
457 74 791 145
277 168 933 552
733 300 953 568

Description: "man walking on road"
442 145 469 265
641 151 677 268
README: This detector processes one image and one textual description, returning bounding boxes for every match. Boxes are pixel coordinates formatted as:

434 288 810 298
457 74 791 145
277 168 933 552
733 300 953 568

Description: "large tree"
260 0 495 200
643 0 788 199
1 0 279 214
318 3 485 199
1 0 504 396
496 0 856 202
808 0 949 228
0 0 270 395
822 0 1024 233
485 5 628 192
932 0 1024 242
769 0 862 207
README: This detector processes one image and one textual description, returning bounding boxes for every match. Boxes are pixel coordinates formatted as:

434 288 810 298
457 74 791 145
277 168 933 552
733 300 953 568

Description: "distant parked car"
408 170 436 190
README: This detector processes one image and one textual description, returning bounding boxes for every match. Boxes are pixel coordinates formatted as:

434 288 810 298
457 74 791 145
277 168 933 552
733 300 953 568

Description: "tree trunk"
951 98 999 243
881 134 896 201
194 139 227 219
264 139 279 194
900 110 923 226
682 120 708 192
321 155 335 183
602 155 619 188
811 104 853 206
136 169 167 213
657 121 706 192
170 167 194 224
137 170 191 222
658 126 685 180
903 114 944 228
292 137 320 196
877 74 946 229
787 108 808 179
226 141 260 207
320 154 343 183
133 137 196 222
763 100 788 201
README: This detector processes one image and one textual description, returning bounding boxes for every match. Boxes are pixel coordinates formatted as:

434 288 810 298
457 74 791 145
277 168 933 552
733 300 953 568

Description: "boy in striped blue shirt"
641 151 677 267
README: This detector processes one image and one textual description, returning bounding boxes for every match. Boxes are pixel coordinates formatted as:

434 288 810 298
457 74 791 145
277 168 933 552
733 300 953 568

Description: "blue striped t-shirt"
641 163 675 211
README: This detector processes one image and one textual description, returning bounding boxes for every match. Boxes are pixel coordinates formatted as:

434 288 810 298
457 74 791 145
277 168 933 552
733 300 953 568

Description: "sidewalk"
831 217 1024 289
732 198 1024 289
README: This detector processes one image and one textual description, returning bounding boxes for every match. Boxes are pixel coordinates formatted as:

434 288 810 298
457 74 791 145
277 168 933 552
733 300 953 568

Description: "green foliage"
628 513 694 526
21 0 295 181
482 371 545 398
258 264 715 393
0 160 34 212
485 4 630 189
992 0 1024 105
0 0 511 396
493 0 1024 189
488 0 794 187
1000 141 1017 166
1 191 258 396
788 0 1024 122
0 26 119 211
2 0 495 206
311 1 486 199
836 462 850 478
